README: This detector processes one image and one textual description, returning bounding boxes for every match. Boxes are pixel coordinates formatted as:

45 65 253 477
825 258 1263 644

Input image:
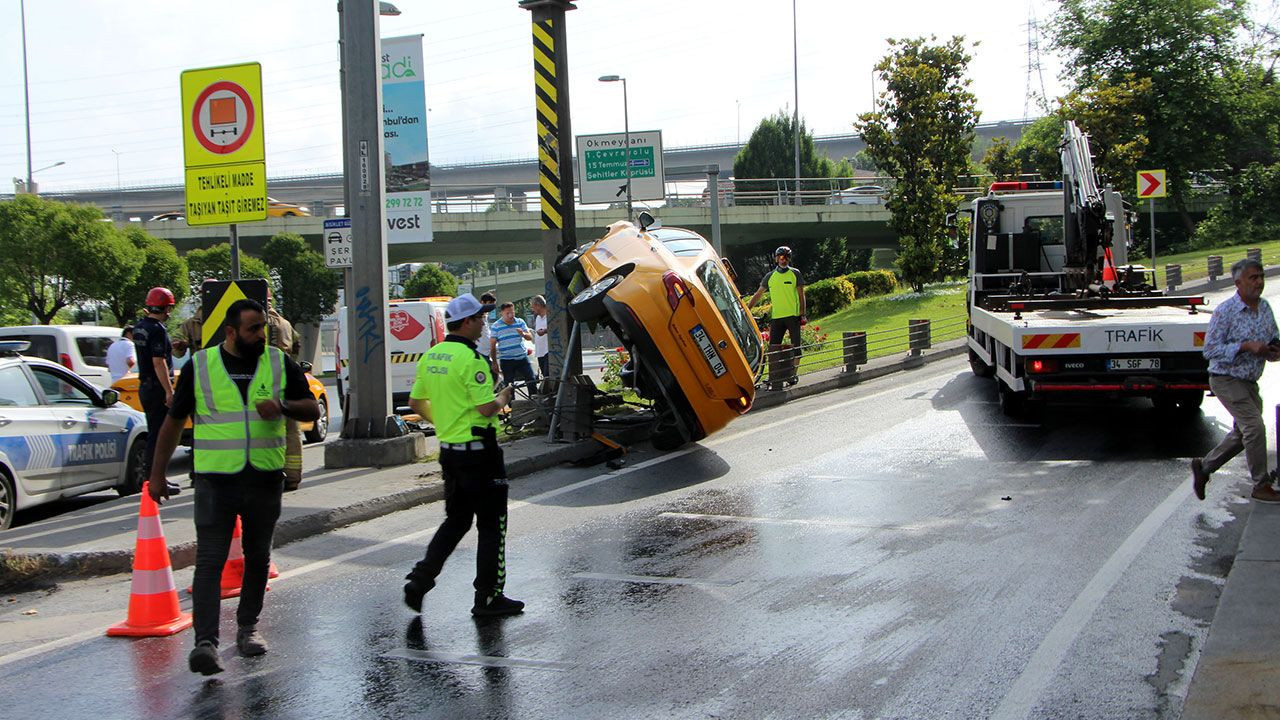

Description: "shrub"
601 347 628 389
845 270 898 298
751 302 772 324
805 276 857 316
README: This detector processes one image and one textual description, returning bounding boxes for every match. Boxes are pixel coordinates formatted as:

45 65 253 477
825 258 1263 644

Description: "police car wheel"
305 399 329 443
0 470 15 530
115 439 147 497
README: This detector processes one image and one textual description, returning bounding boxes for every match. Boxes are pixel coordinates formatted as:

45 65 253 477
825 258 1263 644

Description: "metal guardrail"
758 314 968 388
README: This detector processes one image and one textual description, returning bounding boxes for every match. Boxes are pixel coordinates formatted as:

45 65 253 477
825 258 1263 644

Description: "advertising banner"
381 35 432 244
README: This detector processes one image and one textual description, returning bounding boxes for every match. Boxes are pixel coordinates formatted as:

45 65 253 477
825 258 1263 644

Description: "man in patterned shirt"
1192 258 1280 503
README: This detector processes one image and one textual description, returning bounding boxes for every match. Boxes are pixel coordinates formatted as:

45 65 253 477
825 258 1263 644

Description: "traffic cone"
187 516 277 599
107 483 193 637
1102 248 1118 289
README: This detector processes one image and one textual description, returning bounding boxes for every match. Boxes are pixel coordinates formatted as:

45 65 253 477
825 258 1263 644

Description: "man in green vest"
148 298 319 676
747 245 807 388
403 293 523 618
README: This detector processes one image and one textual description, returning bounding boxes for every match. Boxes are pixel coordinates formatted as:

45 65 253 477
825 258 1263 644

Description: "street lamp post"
111 150 122 221
792 0 801 206
598 75 632 221
20 0 33 192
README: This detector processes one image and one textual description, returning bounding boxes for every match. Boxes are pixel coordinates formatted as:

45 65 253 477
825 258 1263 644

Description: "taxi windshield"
696 261 762 374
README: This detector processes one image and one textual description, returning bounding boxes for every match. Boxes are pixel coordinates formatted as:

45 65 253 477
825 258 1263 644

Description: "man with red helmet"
134 286 181 495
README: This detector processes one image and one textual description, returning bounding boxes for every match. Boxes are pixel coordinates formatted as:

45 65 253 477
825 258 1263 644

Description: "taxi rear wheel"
115 438 146 497
305 398 329 443
0 469 15 530
569 274 624 323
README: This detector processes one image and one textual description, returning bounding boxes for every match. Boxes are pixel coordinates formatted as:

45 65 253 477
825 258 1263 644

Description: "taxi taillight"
725 387 753 414
663 271 692 310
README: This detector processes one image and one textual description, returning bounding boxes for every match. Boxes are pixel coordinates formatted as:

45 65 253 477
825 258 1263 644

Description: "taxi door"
28 365 126 491
0 364 63 497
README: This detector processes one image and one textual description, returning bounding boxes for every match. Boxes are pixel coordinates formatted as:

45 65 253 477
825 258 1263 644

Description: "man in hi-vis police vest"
148 299 319 676
403 294 523 618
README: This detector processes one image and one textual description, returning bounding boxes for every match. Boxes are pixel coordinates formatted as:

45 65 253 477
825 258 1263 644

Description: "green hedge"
845 270 898 298
805 276 858 316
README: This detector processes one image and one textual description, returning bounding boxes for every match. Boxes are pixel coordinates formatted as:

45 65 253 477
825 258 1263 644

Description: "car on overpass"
267 198 310 217
555 215 763 449
0 341 150 529
827 185 885 205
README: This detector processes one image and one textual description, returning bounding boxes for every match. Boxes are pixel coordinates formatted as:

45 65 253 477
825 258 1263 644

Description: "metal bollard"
1248 247 1262 265
843 331 867 372
1207 255 1223 289
1165 264 1182 292
908 319 931 357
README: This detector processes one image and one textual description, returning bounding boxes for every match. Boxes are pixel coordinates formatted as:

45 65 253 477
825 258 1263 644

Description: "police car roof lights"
0 340 32 356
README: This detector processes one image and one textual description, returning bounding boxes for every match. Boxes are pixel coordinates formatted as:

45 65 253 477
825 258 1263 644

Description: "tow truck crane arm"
1060 120 1114 290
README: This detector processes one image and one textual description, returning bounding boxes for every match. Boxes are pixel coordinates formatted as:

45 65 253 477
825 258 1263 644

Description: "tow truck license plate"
1108 358 1160 371
690 324 728 378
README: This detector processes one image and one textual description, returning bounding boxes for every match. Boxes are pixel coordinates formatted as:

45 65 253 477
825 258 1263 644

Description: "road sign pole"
1149 198 1156 274
229 223 240 279
622 77 632 221
334 0 400 444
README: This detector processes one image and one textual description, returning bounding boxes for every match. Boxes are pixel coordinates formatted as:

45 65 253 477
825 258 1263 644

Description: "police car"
0 341 149 530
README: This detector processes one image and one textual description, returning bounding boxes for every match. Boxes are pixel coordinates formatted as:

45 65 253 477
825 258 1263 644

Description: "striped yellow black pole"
532 18 562 231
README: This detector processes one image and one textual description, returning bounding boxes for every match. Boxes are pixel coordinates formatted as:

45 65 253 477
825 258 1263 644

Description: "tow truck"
960 121 1210 416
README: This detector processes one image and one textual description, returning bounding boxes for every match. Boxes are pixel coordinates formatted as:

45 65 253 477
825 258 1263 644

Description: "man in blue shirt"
489 302 535 386
1192 258 1280 503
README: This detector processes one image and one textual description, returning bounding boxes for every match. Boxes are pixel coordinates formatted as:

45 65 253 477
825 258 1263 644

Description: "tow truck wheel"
999 384 1028 417
969 349 995 378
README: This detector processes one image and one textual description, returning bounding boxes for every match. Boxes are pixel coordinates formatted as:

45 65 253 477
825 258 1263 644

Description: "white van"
335 297 450 408
0 325 123 388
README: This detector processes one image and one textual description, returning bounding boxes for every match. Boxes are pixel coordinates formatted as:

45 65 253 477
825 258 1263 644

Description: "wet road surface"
0 355 1260 719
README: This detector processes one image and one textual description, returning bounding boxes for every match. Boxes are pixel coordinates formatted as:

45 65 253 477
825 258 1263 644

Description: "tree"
856 36 980 292
0 195 143 324
260 233 341 326
105 226 188 324
734 110 834 204
1014 115 1064 180
402 264 459 299
981 137 1021 181
185 243 271 301
1051 0 1251 233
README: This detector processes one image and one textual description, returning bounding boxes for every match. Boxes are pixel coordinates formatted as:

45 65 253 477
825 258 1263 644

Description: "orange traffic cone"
107 483 193 637
1102 248 1118 289
187 516 278 598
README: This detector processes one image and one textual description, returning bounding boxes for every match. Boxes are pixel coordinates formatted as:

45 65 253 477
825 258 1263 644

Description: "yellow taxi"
111 361 330 444
556 213 763 449
266 197 311 217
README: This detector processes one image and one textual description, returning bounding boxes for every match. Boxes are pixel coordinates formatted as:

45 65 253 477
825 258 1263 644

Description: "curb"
0 425 651 589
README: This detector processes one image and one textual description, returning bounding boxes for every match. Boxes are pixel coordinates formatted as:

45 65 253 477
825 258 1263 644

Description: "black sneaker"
166 480 182 496
1252 481 1280 504
1191 458 1210 501
403 579 432 613
188 641 224 676
236 626 269 657
471 594 525 617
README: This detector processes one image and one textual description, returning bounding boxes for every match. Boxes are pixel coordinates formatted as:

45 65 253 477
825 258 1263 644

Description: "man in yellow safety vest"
148 298 319 676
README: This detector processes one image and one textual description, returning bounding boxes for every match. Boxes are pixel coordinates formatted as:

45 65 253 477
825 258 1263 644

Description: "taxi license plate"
1108 358 1161 371
690 324 728 378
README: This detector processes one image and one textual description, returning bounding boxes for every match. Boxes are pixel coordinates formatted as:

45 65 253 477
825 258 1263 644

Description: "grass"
1145 238 1280 284
771 283 969 379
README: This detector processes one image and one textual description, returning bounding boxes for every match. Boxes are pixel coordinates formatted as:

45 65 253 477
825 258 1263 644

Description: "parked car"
827 185 885 205
555 214 763 449
110 361 330 444
0 325 124 389
0 341 150 530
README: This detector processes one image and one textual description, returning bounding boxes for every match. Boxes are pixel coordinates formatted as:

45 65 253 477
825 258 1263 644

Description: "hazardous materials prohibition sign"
191 81 255 155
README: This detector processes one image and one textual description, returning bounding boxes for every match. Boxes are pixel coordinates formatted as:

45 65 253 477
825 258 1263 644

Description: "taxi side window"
31 367 93 406
0 367 39 407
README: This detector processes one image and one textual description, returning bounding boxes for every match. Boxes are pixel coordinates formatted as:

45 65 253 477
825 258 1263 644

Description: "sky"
0 0 1081 194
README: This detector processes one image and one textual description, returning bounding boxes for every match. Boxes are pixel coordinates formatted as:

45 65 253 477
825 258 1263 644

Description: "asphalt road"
0 345 1258 719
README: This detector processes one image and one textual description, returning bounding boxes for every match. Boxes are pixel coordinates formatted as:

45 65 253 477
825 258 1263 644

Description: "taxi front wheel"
569 274 624 323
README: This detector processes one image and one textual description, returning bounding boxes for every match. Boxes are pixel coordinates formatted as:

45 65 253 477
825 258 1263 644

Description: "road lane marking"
989 481 1191 720
571 572 738 587
382 648 573 671
0 362 961 668
660 511 928 532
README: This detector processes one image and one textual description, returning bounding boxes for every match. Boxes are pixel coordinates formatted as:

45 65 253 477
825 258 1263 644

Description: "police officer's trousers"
408 445 509 601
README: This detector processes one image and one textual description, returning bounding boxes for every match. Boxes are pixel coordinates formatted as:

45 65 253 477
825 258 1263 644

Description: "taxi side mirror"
99 388 120 407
